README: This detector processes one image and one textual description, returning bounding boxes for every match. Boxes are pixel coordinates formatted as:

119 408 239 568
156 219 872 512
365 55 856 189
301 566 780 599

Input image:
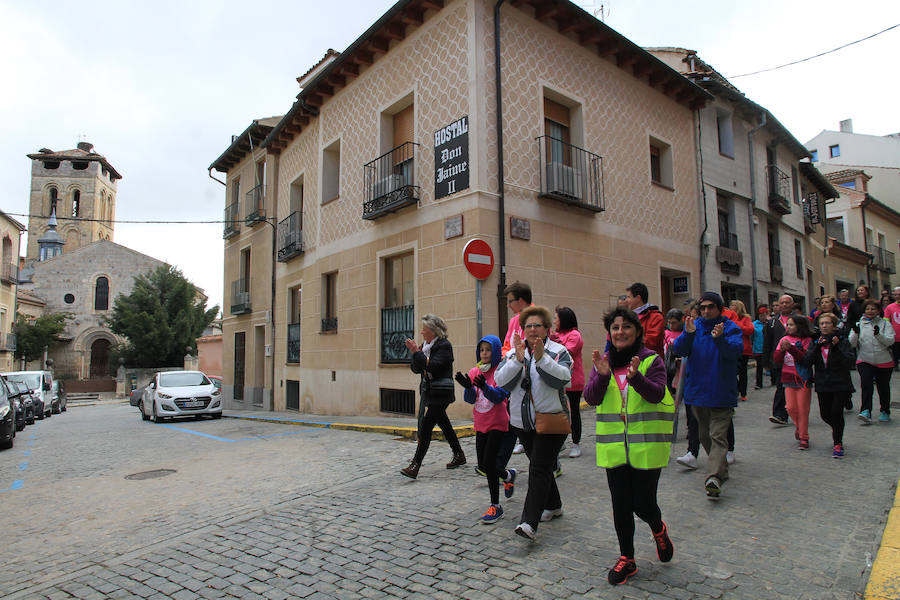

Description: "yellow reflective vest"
595 354 675 469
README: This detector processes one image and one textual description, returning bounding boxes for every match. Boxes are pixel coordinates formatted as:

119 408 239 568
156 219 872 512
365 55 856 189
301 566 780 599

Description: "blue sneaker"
858 410 872 424
503 468 517 499
879 412 891 423
480 504 503 524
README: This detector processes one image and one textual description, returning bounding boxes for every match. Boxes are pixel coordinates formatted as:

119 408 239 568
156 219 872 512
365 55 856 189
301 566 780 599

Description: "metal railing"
0 333 15 352
277 212 303 262
380 388 415 415
381 305 414 363
1 262 16 284
718 232 738 250
223 202 240 239
286 323 301 363
537 136 604 212
363 142 419 220
245 184 266 225
321 317 338 333
230 278 251 314
766 164 791 215
872 245 897 274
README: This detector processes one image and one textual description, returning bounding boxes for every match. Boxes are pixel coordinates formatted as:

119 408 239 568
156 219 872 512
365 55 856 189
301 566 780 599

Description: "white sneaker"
726 451 735 465
512 442 525 454
568 444 581 458
540 508 563 522
676 452 698 470
514 522 535 540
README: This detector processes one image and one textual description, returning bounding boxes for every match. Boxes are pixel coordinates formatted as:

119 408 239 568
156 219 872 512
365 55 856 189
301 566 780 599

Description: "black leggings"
857 362 892 414
475 430 506 505
816 392 846 445
413 404 462 464
737 356 749 397
511 426 565 529
606 466 663 558
566 390 583 444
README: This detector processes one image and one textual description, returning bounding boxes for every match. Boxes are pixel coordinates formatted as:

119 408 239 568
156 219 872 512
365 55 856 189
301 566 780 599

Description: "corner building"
212 0 710 415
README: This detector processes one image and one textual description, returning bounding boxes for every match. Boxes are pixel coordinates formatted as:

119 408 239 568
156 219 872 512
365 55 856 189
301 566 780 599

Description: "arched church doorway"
89 338 111 378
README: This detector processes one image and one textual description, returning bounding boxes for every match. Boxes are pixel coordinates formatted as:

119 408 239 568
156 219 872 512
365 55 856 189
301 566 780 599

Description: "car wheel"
151 402 162 423
37 411 44 420
1 437 12 450
61 405 66 412
141 402 150 421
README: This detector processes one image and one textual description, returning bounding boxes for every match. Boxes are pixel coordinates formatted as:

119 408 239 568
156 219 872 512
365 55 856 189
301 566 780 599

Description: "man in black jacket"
762 294 796 425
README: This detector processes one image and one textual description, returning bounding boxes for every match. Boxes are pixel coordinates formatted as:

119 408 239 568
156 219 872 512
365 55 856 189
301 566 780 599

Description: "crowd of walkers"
396 280 897 586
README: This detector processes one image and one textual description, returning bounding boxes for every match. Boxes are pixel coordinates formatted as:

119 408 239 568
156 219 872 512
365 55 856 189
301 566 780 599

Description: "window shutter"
393 105 414 148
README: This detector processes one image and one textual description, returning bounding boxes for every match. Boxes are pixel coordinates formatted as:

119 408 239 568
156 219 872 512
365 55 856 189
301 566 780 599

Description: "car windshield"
159 373 210 387
4 373 41 389
210 378 222 389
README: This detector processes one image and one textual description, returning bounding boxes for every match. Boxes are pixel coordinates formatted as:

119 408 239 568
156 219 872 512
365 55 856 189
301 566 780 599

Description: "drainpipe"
208 168 226 187
861 198 871 287
494 0 508 337
269 154 279 411
747 111 767 312
694 109 708 292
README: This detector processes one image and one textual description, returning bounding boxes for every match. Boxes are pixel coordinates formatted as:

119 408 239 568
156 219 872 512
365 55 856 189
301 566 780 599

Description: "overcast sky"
2 0 898 312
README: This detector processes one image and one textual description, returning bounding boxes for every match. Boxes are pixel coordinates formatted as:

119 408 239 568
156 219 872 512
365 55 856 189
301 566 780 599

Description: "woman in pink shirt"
773 316 814 449
552 306 585 458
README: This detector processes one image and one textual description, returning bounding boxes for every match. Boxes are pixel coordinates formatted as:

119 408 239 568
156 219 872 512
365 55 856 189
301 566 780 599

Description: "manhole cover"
125 469 177 480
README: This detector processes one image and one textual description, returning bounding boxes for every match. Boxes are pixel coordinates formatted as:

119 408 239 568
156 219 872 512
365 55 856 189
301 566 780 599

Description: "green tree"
14 312 73 363
106 265 219 367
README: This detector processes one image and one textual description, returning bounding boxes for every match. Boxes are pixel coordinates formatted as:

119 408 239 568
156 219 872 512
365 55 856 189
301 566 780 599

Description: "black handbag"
423 375 455 402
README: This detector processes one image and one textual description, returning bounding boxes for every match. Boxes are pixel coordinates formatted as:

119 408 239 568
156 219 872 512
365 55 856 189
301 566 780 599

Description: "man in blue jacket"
673 292 743 499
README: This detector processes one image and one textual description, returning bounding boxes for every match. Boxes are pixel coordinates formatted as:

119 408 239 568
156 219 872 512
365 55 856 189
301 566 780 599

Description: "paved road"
1 374 898 599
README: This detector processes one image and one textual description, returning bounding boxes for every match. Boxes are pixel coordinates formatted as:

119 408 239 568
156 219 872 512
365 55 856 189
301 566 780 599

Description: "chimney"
76 141 94 152
839 119 853 133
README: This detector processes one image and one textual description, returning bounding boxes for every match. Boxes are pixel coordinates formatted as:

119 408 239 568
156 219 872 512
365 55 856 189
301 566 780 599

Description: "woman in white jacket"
494 305 572 540
849 299 895 423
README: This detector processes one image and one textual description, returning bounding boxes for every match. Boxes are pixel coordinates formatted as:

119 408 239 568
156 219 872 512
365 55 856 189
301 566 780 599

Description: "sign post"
463 239 495 341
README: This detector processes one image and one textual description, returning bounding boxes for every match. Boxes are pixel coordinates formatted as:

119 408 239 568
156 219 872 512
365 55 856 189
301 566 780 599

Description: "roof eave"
210 121 275 173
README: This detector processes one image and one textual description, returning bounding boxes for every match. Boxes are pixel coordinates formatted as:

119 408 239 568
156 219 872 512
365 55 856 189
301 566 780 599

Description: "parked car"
130 386 145 407
0 378 15 449
140 371 222 422
4 378 30 431
51 380 67 413
2 371 55 417
208 376 222 391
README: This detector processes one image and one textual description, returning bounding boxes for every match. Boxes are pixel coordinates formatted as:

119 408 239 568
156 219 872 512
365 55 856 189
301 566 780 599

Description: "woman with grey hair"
400 314 466 478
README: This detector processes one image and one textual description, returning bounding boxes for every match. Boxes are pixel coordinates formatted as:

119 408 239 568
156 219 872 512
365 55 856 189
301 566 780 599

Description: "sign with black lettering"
804 192 821 224
434 116 469 200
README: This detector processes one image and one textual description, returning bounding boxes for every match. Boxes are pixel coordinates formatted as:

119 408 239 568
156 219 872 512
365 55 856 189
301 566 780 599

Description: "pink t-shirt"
553 329 584 391
467 365 509 433
885 303 900 339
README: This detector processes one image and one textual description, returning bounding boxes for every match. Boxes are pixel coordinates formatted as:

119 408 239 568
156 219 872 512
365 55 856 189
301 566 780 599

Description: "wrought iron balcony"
230 278 251 315
321 317 338 333
537 136 604 212
381 305 414 363
716 233 741 275
286 322 300 363
872 245 897 274
0 333 15 352
1 262 16 284
223 202 240 239
766 164 791 215
245 184 266 226
363 142 420 220
277 212 303 262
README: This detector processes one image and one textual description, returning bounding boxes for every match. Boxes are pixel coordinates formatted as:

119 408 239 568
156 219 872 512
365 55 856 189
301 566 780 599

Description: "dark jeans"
412 404 462 464
605 466 663 558
816 392 845 445
857 362 892 414
475 430 504 505
754 355 765 388
685 404 734 456
737 356 749 397
511 426 565 529
770 367 788 420
893 342 900 369
566 390 583 444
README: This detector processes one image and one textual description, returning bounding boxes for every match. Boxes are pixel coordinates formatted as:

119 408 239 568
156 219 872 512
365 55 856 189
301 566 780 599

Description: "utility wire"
4 212 238 225
729 23 899 78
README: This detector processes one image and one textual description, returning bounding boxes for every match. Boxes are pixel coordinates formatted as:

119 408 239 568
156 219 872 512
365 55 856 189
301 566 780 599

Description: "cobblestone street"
1 374 898 599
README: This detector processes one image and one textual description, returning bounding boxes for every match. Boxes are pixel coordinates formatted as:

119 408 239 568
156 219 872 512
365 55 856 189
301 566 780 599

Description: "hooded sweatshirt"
464 335 509 433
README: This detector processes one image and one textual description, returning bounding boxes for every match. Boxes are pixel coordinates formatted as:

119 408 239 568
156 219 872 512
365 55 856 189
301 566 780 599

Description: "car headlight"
211 389 221 396
0 404 9 419
157 392 173 399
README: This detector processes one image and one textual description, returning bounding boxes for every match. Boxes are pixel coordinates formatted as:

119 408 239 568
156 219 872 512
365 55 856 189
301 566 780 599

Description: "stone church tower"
24 141 120 261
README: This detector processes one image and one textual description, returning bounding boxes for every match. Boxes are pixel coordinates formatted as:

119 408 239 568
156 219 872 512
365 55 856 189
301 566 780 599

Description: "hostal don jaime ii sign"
434 116 469 200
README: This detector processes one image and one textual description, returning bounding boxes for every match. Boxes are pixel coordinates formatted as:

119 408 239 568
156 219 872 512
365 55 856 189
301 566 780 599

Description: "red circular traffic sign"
463 238 494 280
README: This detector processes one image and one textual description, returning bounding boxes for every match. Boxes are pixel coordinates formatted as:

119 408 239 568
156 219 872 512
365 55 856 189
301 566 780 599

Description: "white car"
2 371 55 418
140 371 222 422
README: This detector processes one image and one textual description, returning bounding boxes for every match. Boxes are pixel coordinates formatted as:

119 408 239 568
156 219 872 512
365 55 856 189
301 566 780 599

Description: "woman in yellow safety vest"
584 307 675 586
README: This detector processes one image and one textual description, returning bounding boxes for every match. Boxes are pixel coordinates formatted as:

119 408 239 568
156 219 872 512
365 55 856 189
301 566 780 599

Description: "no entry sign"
463 238 494 280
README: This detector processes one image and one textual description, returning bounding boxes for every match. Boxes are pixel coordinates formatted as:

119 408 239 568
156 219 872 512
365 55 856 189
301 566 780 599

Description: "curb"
222 413 476 440
865 480 900 600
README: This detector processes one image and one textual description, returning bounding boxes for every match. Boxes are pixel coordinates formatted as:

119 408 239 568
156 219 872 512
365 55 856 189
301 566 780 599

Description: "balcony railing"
223 202 240 239
872 245 897 274
245 185 266 226
1 262 17 284
286 322 301 363
537 136 604 212
718 232 738 250
769 247 783 281
766 164 791 215
381 305 414 364
363 142 420 220
716 232 742 275
0 333 15 352
230 278 251 315
277 212 304 262
321 317 338 333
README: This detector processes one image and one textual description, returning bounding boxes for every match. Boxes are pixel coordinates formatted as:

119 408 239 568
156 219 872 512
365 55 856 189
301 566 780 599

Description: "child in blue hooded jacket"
454 335 512 524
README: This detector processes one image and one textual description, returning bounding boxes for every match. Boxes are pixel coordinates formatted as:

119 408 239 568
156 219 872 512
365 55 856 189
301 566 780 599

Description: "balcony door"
544 98 571 166
381 253 414 363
